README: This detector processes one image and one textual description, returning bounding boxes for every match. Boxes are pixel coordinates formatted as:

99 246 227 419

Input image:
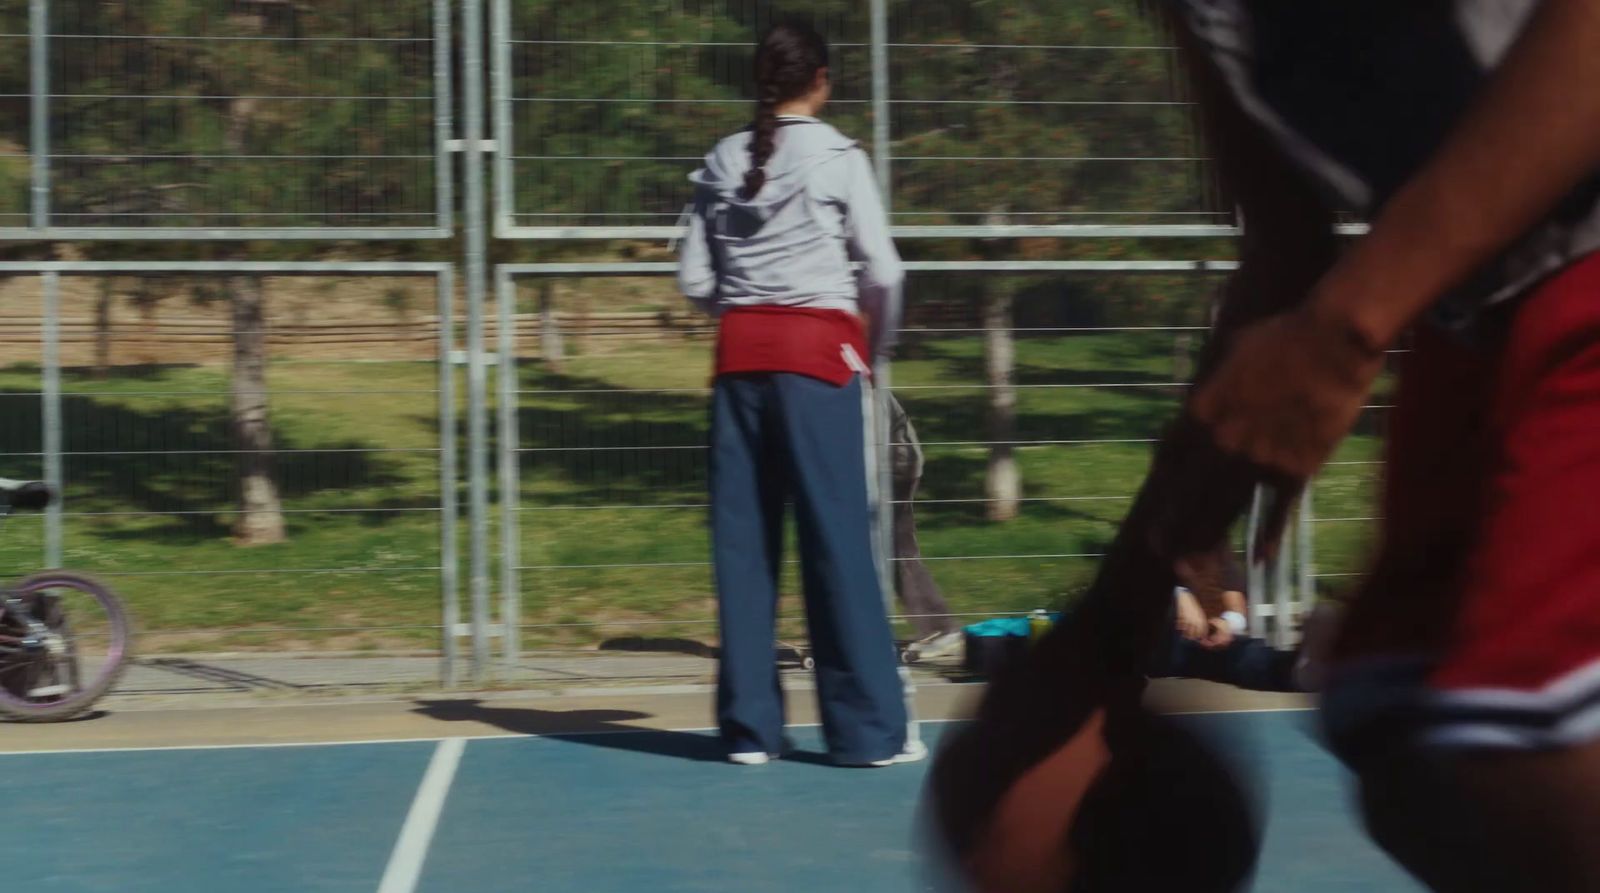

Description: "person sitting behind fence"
1152 547 1305 693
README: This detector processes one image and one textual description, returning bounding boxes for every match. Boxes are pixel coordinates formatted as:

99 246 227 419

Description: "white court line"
0 707 1314 757
376 737 466 893
0 732 530 757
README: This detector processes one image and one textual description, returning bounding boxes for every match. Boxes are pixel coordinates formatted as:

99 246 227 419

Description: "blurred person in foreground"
931 2 1600 890
678 22 922 768
1171 3 1600 889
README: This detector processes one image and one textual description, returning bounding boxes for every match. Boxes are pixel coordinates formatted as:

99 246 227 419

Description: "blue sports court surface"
4 707 1424 893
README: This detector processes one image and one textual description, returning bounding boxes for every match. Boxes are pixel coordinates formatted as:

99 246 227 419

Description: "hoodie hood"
688 117 858 220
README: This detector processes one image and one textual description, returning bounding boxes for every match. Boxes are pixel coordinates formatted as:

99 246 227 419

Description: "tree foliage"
2 1 1218 254
3 0 438 230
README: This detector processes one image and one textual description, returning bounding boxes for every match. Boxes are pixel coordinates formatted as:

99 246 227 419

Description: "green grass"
0 331 1384 654
0 360 448 652
511 332 1385 647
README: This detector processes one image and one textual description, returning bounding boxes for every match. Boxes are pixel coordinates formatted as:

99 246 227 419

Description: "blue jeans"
710 372 908 763
1154 632 1302 692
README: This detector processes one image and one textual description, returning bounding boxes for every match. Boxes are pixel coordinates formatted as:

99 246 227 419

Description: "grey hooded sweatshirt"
677 116 904 356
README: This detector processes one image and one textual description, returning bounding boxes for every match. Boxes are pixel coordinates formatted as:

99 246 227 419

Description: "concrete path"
0 677 1308 752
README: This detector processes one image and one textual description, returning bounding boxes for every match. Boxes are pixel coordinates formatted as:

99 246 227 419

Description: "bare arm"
1190 0 1600 477
1175 588 1209 642
1316 0 1600 350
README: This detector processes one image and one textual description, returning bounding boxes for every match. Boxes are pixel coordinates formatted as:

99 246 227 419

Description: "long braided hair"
744 23 830 200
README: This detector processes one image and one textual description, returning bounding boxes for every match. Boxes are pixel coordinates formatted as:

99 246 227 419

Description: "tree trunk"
230 276 285 545
538 280 565 371
572 291 590 357
1172 332 1195 389
983 283 1021 522
93 278 114 379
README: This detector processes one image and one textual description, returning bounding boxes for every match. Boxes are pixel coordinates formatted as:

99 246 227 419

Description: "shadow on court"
598 636 820 671
598 636 718 658
410 698 853 766
410 699 724 761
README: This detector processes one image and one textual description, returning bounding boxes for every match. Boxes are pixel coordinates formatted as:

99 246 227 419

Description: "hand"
1189 301 1387 480
1201 617 1236 651
1174 589 1208 642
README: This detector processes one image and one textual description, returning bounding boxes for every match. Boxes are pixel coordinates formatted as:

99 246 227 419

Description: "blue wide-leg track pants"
710 372 908 764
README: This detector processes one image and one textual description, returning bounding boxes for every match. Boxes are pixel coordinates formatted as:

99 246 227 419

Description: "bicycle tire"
0 571 132 723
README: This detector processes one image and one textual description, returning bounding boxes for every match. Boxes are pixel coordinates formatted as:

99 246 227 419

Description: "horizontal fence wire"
497 0 1226 234
513 611 1027 631
2 1 449 234
502 265 1387 652
0 4 1390 692
0 269 457 679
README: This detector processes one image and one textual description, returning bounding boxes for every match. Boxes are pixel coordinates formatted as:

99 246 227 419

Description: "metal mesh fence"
494 0 1223 238
0 5 26 230
495 0 872 234
495 266 1379 658
0 271 46 572
0 265 463 695
0 3 1391 693
4 0 451 237
885 2 1218 229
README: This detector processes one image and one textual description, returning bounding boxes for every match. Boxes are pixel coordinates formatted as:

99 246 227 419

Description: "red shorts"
1324 251 1600 753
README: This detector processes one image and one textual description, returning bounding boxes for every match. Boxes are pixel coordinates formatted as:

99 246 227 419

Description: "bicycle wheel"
0 571 131 722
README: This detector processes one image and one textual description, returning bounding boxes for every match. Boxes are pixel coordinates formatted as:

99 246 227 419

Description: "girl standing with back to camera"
677 22 921 768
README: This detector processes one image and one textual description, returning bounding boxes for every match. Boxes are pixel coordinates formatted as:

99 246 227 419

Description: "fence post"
870 0 891 197
29 0 49 230
1298 480 1315 616
491 0 514 236
1272 512 1293 649
438 269 460 688
490 1 522 670
462 0 493 683
874 356 920 748
434 0 455 233
497 268 522 671
42 272 62 568
1244 485 1264 623
869 4 913 744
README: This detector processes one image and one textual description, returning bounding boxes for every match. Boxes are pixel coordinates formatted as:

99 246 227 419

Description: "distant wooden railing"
0 305 986 367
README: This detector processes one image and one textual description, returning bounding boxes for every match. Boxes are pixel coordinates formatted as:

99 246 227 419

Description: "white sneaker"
840 738 930 768
728 751 773 766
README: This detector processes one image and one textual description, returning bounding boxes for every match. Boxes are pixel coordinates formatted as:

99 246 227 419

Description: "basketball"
923 705 1263 893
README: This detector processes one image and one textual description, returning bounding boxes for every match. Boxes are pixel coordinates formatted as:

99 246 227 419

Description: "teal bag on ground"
965 617 1032 638
962 613 1062 677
